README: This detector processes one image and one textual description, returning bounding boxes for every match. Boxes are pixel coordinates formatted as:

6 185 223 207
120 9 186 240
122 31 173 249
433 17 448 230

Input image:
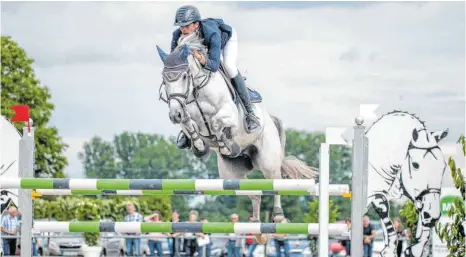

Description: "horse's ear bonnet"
156 45 168 63
162 46 190 82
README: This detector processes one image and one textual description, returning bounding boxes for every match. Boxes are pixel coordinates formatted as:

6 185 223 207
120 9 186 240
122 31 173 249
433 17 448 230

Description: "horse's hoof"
192 143 210 159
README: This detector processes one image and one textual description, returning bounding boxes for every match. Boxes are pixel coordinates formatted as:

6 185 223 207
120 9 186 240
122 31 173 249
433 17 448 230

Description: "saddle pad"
218 63 263 105
246 87 262 104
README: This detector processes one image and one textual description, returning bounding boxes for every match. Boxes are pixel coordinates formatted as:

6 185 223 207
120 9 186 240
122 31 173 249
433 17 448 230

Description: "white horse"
365 111 449 257
156 35 317 225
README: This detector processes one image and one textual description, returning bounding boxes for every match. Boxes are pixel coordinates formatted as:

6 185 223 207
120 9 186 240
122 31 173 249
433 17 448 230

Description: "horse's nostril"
176 112 181 120
423 212 431 219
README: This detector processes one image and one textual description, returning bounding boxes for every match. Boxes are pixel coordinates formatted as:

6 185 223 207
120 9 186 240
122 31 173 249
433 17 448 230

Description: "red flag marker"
11 105 31 132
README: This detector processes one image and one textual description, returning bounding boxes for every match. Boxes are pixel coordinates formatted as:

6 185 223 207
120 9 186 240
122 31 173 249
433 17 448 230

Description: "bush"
434 136 465 257
304 197 341 256
75 199 101 247
399 201 418 243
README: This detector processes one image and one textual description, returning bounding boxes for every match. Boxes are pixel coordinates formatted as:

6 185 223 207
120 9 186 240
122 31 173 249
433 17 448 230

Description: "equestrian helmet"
174 5 201 27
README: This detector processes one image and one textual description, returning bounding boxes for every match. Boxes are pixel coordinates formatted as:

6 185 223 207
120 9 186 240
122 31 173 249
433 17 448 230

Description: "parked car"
100 233 172 257
251 238 312 257
27 231 124 257
100 232 125 257
209 237 229 257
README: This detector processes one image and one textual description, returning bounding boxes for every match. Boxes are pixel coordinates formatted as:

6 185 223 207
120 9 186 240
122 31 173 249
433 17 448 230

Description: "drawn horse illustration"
155 34 317 229
0 116 21 214
365 111 449 257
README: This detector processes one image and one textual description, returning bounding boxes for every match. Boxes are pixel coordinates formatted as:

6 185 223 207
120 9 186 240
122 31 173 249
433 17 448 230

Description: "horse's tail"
270 115 319 179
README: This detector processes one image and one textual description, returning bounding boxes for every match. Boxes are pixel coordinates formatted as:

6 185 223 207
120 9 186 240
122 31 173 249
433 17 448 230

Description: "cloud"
339 48 361 63
1 1 464 178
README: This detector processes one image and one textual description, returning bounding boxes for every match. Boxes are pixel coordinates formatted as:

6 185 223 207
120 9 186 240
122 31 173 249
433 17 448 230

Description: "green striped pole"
2 178 335 191
35 186 350 196
34 221 349 237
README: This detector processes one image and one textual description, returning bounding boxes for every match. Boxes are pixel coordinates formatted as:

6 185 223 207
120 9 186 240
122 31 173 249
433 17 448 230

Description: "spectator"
362 216 376 257
393 218 405 257
198 218 212 257
1 207 20 256
169 210 182 257
246 215 257 257
271 216 290 257
145 211 165 257
227 213 242 257
341 216 351 257
185 210 199 257
31 223 40 256
124 202 143 257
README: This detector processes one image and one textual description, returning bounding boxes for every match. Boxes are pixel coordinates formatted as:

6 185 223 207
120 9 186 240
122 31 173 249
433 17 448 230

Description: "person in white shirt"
185 210 199 257
145 211 167 257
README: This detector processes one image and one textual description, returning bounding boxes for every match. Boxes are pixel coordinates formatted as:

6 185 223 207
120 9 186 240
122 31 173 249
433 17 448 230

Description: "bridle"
402 130 444 207
158 53 214 138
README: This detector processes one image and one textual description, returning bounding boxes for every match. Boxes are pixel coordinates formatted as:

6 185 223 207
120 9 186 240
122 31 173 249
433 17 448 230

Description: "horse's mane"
366 110 427 134
365 110 428 190
173 31 208 58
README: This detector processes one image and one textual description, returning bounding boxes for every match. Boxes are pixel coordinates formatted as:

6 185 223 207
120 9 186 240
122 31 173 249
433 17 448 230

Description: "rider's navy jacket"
171 18 232 72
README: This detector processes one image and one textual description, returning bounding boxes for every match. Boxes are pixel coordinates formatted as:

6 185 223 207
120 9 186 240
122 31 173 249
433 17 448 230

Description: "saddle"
217 62 263 106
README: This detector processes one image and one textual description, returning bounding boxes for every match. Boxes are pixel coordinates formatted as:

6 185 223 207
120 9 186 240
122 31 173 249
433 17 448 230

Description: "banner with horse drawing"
361 105 449 257
1 115 22 214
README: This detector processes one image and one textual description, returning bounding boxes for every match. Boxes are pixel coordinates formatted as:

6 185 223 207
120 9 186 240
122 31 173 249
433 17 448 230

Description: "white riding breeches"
221 28 239 78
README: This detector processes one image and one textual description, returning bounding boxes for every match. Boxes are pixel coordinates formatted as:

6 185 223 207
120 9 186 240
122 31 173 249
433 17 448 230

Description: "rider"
170 5 261 149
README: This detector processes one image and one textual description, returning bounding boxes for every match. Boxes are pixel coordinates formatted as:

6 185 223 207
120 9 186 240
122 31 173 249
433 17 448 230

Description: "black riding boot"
231 72 261 133
176 130 191 149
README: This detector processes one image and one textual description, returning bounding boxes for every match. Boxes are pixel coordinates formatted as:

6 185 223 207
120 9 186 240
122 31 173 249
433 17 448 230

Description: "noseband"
159 58 211 109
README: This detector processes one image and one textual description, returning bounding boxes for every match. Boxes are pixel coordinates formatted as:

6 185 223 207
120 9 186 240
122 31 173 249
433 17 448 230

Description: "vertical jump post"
351 116 367 257
18 121 34 257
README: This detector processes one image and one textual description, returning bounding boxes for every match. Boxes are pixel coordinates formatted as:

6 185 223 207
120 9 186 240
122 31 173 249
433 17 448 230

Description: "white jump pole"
320 126 349 256
318 142 330 257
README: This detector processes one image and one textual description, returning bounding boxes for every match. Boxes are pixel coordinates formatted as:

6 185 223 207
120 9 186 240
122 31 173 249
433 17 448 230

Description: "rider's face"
180 22 198 35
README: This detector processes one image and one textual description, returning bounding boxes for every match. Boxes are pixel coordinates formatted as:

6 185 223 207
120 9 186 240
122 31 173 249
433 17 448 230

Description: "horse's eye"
183 74 188 80
412 162 419 169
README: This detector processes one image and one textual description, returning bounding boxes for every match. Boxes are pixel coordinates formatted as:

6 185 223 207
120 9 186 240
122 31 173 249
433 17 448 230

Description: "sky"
1 1 465 184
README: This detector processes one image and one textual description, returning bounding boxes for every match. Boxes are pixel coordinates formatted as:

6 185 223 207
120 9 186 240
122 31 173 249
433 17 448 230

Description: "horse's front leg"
369 193 398 257
404 218 431 257
211 106 240 157
181 119 210 158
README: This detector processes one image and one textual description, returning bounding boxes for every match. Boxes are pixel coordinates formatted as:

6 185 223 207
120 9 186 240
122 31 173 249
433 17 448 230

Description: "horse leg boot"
180 120 210 159
176 130 191 149
231 72 261 133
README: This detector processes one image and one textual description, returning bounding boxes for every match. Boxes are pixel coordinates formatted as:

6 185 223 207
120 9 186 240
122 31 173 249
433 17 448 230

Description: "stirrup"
245 113 261 132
